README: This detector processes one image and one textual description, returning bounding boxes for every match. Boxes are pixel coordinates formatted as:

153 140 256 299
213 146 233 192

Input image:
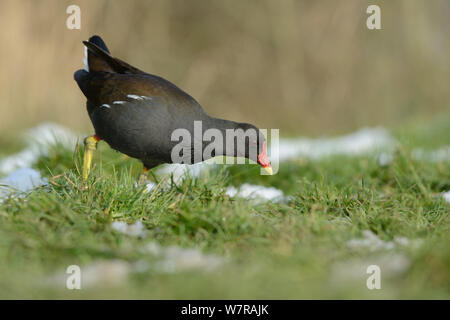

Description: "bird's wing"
74 70 207 118
89 94 181 163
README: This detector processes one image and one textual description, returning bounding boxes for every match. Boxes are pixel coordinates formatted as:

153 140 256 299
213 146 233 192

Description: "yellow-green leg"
137 165 149 185
83 135 100 181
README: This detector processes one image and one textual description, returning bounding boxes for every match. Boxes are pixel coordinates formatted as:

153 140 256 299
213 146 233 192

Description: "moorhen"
74 35 272 182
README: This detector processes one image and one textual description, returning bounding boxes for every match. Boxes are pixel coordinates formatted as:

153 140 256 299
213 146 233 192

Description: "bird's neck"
201 116 244 159
203 116 240 132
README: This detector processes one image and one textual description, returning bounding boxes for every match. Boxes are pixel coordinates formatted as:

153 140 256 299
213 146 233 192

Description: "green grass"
0 117 449 299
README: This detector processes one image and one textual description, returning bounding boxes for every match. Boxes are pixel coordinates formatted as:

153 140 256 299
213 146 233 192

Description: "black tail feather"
88 35 110 54
83 36 145 74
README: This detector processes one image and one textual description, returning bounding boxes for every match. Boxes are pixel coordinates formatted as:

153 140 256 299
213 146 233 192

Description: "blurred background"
0 0 449 137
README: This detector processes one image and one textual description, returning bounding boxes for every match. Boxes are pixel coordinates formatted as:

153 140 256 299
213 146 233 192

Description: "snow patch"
0 168 47 202
25 122 79 148
378 152 394 166
442 191 450 203
276 127 395 161
47 242 225 288
81 260 130 287
111 221 147 238
226 183 285 203
47 243 226 288
412 146 450 162
329 253 411 286
155 162 215 184
143 243 226 273
47 260 130 288
0 122 80 174
145 182 157 193
346 230 422 251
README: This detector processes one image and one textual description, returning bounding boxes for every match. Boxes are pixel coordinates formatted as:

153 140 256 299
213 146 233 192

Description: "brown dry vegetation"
0 0 449 136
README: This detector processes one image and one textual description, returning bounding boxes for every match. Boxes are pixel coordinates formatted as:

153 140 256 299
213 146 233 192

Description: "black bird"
74 35 272 182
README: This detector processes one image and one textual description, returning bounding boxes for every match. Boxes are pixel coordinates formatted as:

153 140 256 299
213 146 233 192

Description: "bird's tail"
83 35 144 74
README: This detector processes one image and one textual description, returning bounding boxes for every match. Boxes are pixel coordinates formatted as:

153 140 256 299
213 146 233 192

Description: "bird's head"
234 123 272 175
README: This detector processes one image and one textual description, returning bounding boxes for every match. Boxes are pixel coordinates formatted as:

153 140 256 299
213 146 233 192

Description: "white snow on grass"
226 183 285 204
1 123 447 181
111 220 147 238
412 146 450 162
377 152 394 166
81 260 131 287
0 122 77 202
109 222 226 273
1 168 47 192
346 230 423 252
47 243 226 288
155 162 216 184
145 181 157 193
0 168 47 202
276 127 395 162
0 122 80 174
442 191 450 203
144 243 226 273
329 253 411 286
1 122 447 208
47 260 131 288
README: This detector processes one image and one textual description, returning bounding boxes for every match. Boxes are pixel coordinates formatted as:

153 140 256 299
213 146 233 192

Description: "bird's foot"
136 166 159 193
82 135 100 181
137 166 150 186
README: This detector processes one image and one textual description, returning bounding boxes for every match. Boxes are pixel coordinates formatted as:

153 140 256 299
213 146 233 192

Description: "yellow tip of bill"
263 166 273 175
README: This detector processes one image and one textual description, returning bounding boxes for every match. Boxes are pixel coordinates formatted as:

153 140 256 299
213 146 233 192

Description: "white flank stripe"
101 104 111 109
127 94 144 100
113 101 126 104
83 45 89 72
